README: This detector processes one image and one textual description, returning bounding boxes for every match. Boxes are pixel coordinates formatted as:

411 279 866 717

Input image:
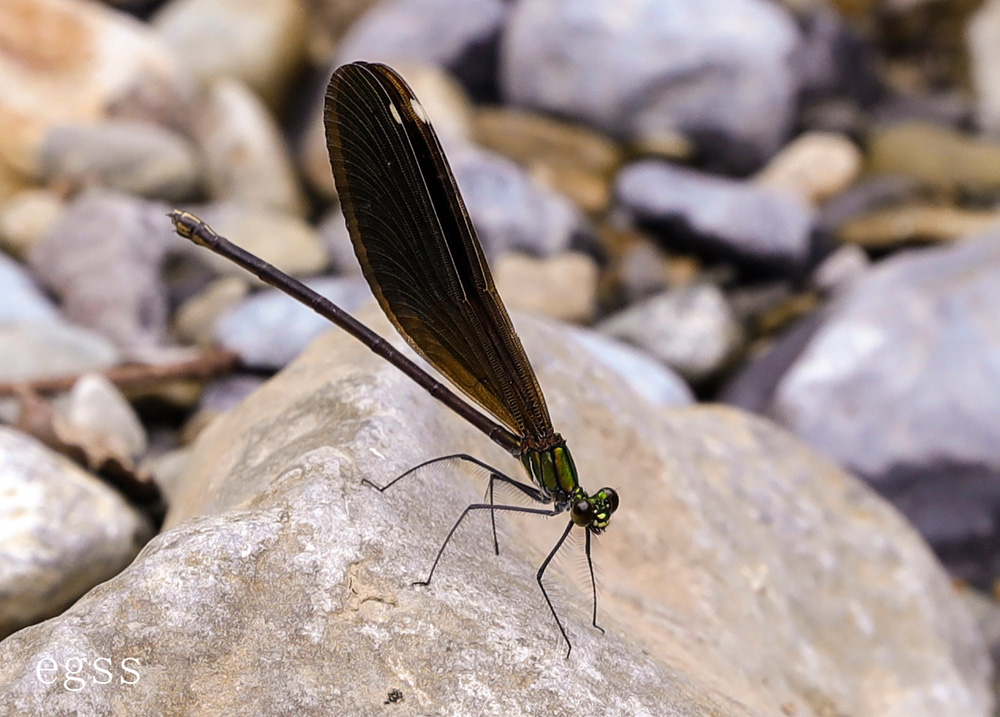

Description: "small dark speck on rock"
384 688 404 705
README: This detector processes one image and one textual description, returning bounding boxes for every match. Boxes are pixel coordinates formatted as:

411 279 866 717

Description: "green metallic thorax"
521 441 580 500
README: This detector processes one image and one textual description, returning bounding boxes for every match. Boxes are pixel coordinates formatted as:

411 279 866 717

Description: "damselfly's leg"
364 453 545 556
420 503 585 659
416 502 563 588
362 453 479 491
536 520 576 659
485 472 547 555
585 529 603 634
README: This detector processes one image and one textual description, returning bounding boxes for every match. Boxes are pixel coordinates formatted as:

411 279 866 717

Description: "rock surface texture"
0 312 989 716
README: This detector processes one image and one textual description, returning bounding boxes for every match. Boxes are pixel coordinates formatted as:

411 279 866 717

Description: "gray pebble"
0 323 119 385
598 284 744 385
40 121 201 202
216 277 374 369
57 374 148 459
616 160 814 273
29 190 174 358
451 145 585 259
565 326 694 408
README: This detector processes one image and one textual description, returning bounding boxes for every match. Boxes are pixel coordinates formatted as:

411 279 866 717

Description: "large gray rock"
0 312 989 715
725 229 1000 586
502 0 801 171
0 428 153 640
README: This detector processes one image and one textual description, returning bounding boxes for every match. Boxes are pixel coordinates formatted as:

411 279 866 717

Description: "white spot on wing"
410 99 429 123
389 103 402 125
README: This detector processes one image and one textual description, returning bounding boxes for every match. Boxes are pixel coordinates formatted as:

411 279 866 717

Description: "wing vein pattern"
324 62 555 445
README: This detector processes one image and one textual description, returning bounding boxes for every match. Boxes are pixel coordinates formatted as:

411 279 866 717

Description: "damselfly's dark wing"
325 62 555 443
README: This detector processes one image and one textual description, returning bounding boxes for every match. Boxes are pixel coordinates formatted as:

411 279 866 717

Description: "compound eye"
571 500 595 526
601 488 619 514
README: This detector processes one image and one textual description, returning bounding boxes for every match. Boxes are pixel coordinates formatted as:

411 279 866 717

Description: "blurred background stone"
815 174 922 235
969 0 1000 138
837 204 1000 248
563 325 694 408
493 252 599 323
28 190 175 358
40 120 201 201
0 427 153 640
303 0 380 63
450 145 586 259
0 324 119 388
335 0 508 102
151 0 308 108
616 161 815 275
179 202 328 280
215 277 373 370
502 0 801 172
55 374 148 460
793 5 882 110
0 189 66 259
0 0 189 179
0 253 60 323
598 284 744 386
472 108 622 215
752 132 863 204
189 79 306 214
171 276 250 347
866 122 1000 196
315 203 361 278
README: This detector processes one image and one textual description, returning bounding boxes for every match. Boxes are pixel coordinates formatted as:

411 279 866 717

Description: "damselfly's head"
570 487 619 534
